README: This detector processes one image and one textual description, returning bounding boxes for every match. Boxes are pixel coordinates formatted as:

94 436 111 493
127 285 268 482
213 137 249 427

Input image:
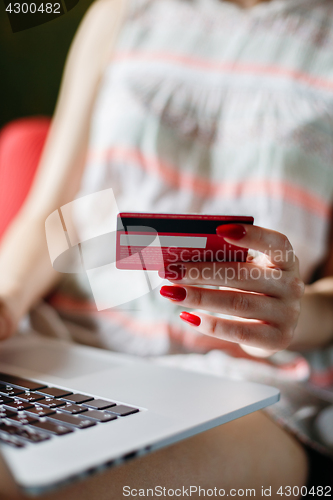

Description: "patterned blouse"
45 0 333 455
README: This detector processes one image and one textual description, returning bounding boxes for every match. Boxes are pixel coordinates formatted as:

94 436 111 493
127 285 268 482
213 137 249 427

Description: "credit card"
116 213 254 271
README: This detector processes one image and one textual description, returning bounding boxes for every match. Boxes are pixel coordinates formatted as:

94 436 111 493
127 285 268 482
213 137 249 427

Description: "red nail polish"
158 264 186 280
180 311 201 327
216 224 246 240
160 286 187 301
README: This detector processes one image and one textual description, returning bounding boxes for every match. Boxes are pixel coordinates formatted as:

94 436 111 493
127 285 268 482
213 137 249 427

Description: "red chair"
0 117 50 241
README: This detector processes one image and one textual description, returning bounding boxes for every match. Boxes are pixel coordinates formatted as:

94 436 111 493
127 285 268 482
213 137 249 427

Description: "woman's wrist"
0 275 25 316
0 268 33 335
0 294 19 340
289 282 333 351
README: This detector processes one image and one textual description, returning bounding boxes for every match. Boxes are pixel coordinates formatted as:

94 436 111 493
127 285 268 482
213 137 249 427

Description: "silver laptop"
0 331 279 496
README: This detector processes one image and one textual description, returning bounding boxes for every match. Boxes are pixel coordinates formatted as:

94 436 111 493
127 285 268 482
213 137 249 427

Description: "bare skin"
0 0 331 496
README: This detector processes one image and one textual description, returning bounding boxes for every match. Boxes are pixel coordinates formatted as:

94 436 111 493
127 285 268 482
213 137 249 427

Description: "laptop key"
0 423 50 443
37 388 73 399
84 410 117 423
25 407 56 417
61 394 94 404
6 414 38 425
0 408 16 419
58 404 88 415
81 399 116 410
4 400 34 411
0 374 47 391
0 384 24 397
0 395 14 405
16 392 45 403
0 434 25 448
106 405 139 417
36 398 66 409
31 420 73 436
47 413 96 429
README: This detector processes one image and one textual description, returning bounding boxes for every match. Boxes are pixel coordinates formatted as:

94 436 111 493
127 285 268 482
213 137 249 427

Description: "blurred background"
0 0 94 129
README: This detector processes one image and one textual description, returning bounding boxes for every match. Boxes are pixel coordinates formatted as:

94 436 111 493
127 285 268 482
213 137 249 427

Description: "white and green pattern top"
46 0 333 454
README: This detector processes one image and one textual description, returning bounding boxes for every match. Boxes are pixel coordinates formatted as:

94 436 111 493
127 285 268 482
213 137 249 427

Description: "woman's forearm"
0 0 126 331
0 213 60 322
289 278 333 351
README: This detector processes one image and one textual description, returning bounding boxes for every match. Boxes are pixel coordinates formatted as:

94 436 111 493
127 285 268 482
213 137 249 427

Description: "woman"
1 0 333 496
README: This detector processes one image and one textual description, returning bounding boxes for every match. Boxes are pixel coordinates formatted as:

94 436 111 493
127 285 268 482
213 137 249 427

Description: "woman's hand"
159 224 305 352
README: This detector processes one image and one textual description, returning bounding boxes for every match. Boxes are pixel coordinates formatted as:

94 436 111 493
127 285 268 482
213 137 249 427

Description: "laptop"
0 330 280 496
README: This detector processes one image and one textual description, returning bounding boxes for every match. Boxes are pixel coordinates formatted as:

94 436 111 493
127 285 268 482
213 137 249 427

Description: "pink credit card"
116 213 254 271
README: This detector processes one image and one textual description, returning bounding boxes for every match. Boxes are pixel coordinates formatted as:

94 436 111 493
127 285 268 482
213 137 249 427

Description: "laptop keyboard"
0 373 139 449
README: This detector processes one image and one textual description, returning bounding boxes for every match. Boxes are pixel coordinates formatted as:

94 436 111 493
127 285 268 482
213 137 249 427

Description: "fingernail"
160 286 187 301
180 311 201 327
158 264 186 280
216 224 246 240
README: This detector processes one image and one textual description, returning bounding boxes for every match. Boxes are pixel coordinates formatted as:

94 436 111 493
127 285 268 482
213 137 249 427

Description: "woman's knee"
131 411 309 498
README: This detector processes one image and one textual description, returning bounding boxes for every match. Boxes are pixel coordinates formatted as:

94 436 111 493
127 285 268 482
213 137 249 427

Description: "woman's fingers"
178 311 292 351
159 261 295 298
160 285 293 325
216 224 298 271
158 225 304 351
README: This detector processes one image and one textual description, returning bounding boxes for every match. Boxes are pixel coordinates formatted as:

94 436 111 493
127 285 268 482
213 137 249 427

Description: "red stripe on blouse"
88 147 330 218
112 52 333 93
